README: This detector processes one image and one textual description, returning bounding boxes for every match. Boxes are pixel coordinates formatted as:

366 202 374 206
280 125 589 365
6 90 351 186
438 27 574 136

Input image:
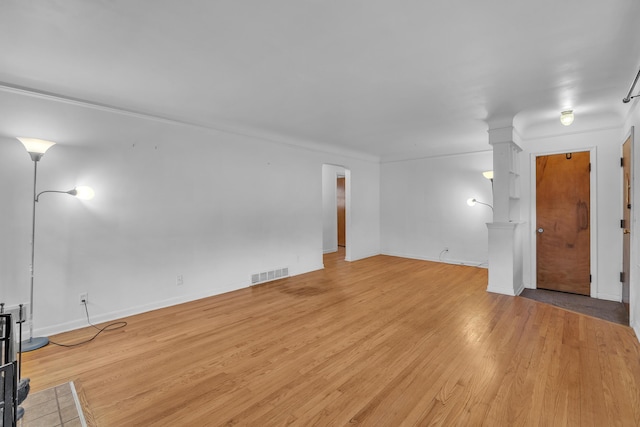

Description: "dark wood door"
536 152 591 295
337 177 346 247
622 136 632 316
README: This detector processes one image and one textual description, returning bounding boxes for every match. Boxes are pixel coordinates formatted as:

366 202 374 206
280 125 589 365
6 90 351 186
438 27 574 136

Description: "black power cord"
50 301 127 348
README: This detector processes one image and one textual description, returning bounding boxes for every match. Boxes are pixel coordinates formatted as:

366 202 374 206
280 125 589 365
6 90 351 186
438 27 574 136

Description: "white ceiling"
1 1 640 161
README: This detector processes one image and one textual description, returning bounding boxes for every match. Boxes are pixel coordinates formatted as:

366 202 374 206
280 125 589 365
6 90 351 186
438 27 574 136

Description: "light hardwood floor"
22 250 640 426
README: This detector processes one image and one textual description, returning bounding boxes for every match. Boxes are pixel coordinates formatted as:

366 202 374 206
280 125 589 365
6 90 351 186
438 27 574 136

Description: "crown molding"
0 82 380 163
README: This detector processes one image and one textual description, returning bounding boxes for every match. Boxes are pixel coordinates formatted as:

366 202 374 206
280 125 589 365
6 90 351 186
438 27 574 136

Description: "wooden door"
536 152 591 295
337 177 346 247
622 137 632 316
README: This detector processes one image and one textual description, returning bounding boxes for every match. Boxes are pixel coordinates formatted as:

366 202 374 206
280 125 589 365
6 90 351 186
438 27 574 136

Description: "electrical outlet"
176 275 184 286
79 293 88 305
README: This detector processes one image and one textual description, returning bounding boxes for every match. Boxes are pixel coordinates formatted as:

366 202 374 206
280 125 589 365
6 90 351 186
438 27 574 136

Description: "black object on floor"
520 288 629 325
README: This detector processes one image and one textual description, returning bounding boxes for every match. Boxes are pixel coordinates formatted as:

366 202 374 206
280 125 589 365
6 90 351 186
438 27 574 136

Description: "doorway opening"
322 164 351 261
337 176 346 248
531 149 596 297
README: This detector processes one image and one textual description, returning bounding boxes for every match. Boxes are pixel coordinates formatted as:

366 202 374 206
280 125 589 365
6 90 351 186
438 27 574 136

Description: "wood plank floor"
22 250 640 426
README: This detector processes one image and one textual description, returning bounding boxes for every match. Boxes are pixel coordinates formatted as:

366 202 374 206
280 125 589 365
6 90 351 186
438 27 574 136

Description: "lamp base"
20 336 49 352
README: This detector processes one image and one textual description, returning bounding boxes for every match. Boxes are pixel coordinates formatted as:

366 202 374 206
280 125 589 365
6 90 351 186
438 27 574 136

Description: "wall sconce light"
37 186 96 201
560 110 574 126
467 198 494 211
18 137 94 352
70 186 95 200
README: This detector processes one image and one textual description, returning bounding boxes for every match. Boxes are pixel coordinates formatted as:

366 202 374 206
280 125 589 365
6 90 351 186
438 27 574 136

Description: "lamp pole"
473 199 494 211
18 138 55 351
22 146 52 351
17 138 95 352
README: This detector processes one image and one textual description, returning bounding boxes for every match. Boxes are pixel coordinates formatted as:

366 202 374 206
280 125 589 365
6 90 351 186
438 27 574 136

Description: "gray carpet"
520 288 629 325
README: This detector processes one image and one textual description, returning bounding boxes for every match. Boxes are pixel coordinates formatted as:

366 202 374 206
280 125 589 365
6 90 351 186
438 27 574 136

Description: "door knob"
537 228 544 233
624 229 630 235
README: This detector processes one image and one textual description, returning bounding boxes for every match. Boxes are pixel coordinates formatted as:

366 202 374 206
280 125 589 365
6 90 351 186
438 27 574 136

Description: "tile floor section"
18 382 85 427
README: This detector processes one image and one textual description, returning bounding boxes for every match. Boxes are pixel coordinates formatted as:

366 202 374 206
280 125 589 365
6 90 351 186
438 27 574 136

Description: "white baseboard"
514 281 525 296
36 283 245 338
487 284 518 296
596 292 622 302
36 263 325 337
381 250 488 269
348 250 381 262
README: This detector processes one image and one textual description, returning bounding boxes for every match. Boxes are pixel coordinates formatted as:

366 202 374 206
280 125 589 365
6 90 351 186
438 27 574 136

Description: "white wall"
0 95 381 337
380 125 627 308
380 151 493 266
518 127 623 301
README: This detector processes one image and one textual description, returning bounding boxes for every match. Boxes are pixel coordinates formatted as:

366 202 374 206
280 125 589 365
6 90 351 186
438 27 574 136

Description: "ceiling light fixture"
560 110 574 126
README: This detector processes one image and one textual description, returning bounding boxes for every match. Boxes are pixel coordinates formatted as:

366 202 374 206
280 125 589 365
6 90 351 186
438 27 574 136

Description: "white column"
487 222 524 296
486 121 525 296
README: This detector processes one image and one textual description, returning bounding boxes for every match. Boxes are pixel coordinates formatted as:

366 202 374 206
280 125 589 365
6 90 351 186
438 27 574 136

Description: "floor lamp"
17 138 95 352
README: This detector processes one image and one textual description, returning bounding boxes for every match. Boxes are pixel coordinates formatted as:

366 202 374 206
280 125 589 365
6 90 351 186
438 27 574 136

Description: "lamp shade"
73 186 95 200
17 137 56 161
560 110 574 126
482 171 494 180
467 198 477 206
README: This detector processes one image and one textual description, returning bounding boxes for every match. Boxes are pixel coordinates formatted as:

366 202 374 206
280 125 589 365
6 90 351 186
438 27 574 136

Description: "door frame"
336 175 346 248
621 127 634 317
529 147 598 297
321 164 352 261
